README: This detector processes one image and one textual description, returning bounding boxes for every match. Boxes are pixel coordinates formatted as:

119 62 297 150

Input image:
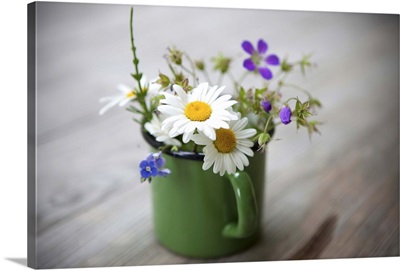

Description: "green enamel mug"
143 132 267 258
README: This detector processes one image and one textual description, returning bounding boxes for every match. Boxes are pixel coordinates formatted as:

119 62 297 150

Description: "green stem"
193 143 198 154
237 71 249 87
263 115 273 134
275 73 288 94
130 7 143 93
183 52 198 86
284 83 313 98
217 72 224 86
202 69 213 85
130 7 152 124
230 71 249 94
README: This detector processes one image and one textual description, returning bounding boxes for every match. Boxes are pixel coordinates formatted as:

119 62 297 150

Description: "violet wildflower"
260 100 272 113
147 151 166 170
242 39 280 80
157 168 171 177
139 159 158 179
141 152 171 182
279 105 292 125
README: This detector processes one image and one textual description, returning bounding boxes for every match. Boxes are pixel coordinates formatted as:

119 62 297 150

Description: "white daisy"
158 82 238 143
192 116 257 176
144 113 182 147
99 76 161 115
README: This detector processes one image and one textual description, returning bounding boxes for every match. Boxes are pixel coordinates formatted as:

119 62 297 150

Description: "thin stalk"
183 52 198 85
130 7 151 123
130 7 143 93
202 69 213 85
284 83 313 98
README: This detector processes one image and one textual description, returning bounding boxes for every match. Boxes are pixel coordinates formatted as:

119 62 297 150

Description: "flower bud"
279 105 292 125
212 53 231 74
195 60 205 71
258 132 270 146
157 73 170 88
260 100 272 113
281 59 293 72
168 47 183 65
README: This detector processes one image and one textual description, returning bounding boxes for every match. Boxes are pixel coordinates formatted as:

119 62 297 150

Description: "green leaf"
281 58 293 72
255 88 267 98
310 98 322 108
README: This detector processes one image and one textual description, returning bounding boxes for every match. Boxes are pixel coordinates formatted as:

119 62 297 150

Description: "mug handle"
222 171 258 238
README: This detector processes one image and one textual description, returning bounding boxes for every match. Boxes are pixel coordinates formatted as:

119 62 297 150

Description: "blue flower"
279 105 292 125
147 151 166 170
139 159 158 179
141 152 171 182
260 100 272 113
242 39 280 80
157 168 171 177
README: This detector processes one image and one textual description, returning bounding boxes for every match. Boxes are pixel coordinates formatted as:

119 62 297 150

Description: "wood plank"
32 3 399 268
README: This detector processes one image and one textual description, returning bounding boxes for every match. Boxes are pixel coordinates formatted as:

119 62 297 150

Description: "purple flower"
147 151 166 169
279 105 292 125
260 100 272 113
139 159 158 178
141 152 171 181
157 168 171 177
242 39 280 80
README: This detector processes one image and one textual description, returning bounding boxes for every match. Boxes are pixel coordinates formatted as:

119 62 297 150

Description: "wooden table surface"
32 3 399 268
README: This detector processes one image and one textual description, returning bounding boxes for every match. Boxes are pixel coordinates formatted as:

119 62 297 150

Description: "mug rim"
142 129 205 161
142 127 274 161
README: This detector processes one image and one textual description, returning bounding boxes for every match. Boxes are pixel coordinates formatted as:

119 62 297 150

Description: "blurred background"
33 2 398 268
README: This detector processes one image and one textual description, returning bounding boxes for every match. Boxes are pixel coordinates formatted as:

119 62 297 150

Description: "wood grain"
31 3 399 268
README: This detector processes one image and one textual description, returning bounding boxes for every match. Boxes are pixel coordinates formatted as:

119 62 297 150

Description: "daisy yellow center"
184 101 212 121
214 128 236 153
126 91 135 98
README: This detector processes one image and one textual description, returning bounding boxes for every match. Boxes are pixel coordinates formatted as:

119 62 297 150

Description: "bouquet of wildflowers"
100 8 322 182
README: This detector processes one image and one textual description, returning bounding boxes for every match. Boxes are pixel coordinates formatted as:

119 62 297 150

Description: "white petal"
206 118 229 129
202 124 216 140
213 99 237 110
174 118 191 133
205 146 218 162
224 154 234 175
139 75 148 87
231 151 244 171
163 93 186 109
202 159 214 171
190 86 203 101
182 129 195 143
173 85 188 104
118 96 134 106
205 85 225 103
163 115 186 131
210 94 232 107
99 96 116 103
144 122 156 134
237 139 254 148
155 135 169 141
161 106 183 115
99 98 120 115
231 117 248 132
235 128 257 139
184 122 197 134
162 114 185 126
236 144 254 157
166 138 182 147
158 105 184 116
236 151 250 167
117 84 132 94
213 155 222 174
192 133 212 145
212 109 238 121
